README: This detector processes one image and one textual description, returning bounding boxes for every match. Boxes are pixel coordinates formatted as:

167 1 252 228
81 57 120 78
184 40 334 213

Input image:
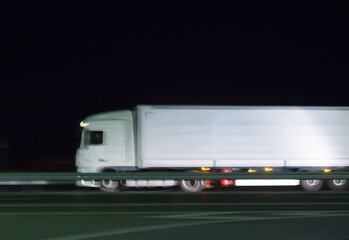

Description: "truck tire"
179 179 204 192
327 179 348 191
300 179 324 191
100 169 120 192
100 179 120 192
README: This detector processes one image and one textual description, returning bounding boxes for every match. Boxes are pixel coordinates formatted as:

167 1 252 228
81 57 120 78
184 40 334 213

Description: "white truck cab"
76 110 135 187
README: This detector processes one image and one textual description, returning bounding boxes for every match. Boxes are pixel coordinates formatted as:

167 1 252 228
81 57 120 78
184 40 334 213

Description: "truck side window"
83 130 103 146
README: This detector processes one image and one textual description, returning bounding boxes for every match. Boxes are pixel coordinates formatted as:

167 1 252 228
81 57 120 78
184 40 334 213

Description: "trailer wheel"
327 179 348 191
300 179 324 191
179 179 204 192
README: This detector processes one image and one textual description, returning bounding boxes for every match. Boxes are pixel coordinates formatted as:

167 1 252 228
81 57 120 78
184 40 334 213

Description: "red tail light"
220 179 234 185
220 169 233 186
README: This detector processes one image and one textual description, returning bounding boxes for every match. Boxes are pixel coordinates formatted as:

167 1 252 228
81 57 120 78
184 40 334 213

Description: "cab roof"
85 110 132 122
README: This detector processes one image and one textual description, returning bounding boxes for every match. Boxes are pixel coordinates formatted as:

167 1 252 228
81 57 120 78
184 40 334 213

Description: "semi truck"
76 105 349 192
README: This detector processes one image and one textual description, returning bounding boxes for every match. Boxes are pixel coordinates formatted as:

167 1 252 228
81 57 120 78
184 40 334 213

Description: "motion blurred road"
0 187 348 240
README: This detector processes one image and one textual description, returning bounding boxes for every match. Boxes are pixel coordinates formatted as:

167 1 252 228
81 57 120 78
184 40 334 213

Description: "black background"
1 1 349 171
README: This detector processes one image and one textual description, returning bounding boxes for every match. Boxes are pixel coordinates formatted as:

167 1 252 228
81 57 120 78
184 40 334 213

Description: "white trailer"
76 105 349 192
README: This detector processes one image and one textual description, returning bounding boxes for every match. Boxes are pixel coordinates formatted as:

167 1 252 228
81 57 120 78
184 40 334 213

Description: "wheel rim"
102 179 118 189
333 179 346 186
182 180 200 189
306 179 320 186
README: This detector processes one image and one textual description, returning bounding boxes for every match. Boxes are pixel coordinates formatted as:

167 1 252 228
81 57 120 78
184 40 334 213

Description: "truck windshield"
82 130 103 146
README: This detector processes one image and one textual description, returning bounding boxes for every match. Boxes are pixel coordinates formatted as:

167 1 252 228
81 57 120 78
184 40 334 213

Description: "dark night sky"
1 1 349 170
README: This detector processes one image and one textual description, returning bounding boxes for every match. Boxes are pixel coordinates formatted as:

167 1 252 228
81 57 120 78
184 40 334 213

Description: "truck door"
100 129 126 166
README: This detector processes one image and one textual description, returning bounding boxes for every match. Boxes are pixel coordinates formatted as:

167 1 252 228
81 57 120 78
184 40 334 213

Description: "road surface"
0 188 348 240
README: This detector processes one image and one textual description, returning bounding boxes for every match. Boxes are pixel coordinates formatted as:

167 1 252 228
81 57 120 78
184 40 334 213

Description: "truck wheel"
300 179 324 191
327 179 348 191
100 179 120 192
179 180 204 192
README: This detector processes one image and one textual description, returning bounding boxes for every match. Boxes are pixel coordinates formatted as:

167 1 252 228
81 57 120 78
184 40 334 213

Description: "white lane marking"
47 219 255 240
0 212 172 216
148 211 349 220
0 201 348 207
146 212 285 221
46 211 349 240
46 215 299 240
0 210 349 216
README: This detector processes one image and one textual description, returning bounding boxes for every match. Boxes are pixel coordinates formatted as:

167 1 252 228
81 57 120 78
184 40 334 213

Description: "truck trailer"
76 105 349 192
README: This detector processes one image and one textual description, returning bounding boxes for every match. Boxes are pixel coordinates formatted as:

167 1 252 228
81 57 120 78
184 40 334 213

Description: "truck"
76 105 349 192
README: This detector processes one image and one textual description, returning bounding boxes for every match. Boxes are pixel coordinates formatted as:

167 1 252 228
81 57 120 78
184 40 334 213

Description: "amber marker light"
248 169 257 173
324 169 331 173
201 167 210 171
264 167 273 172
80 121 90 127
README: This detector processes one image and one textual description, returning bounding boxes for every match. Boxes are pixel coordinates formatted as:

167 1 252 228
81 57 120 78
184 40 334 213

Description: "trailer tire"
300 179 324 191
327 179 348 191
179 179 204 192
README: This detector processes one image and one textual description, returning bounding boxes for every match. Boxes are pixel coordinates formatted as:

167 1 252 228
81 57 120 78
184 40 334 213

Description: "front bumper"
76 166 101 187
76 179 101 188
